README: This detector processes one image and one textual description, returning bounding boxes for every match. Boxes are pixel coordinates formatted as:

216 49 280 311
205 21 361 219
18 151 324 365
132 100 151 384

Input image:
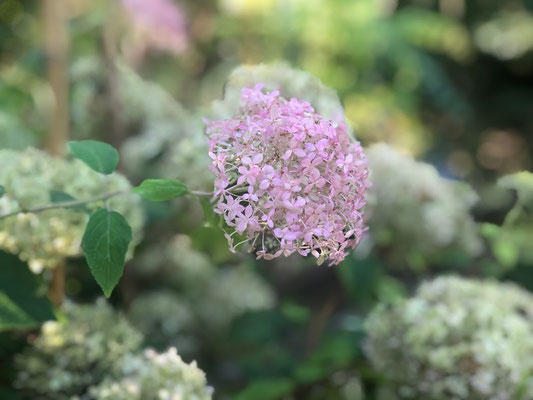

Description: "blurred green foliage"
1 0 533 399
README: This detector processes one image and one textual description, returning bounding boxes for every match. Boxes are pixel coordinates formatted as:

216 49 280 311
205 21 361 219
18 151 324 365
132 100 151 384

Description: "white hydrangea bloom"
118 63 212 190
164 235 218 288
194 263 277 331
69 56 106 140
127 290 198 355
365 276 533 400
475 10 533 61
0 148 144 270
365 143 482 269
89 347 213 400
14 300 143 400
162 239 277 330
133 234 276 332
210 63 348 130
133 234 216 288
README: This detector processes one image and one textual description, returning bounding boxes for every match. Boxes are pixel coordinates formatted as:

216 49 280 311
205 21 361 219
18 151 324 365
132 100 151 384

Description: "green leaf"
132 179 188 201
50 191 89 212
68 140 119 174
0 185 5 198
0 251 55 331
82 209 132 297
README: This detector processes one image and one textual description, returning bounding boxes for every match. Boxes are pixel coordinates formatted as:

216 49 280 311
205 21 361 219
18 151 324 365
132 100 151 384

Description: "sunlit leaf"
133 179 188 201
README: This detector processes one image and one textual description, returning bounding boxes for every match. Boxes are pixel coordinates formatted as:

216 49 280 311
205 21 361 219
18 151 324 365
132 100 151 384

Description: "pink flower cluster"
122 0 188 54
206 84 370 265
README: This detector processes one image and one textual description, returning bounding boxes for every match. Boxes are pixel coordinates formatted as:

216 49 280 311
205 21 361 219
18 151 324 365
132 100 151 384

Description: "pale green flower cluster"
127 290 198 355
89 348 213 400
475 9 533 61
210 63 349 130
118 64 212 190
365 143 482 269
165 236 276 331
0 148 144 271
132 235 276 335
193 263 277 330
70 56 106 140
365 276 533 400
164 235 218 289
482 171 533 270
133 234 216 288
15 300 213 400
14 300 143 399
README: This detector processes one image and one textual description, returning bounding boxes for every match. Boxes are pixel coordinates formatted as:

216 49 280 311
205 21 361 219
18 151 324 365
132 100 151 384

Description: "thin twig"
0 190 127 220
191 190 213 196
48 261 65 307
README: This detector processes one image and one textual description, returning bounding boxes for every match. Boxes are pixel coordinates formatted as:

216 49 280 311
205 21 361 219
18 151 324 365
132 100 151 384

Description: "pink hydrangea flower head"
207 84 370 265
122 0 188 54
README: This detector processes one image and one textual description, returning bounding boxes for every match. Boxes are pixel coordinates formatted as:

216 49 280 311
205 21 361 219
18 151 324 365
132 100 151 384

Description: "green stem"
0 190 127 220
191 190 213 196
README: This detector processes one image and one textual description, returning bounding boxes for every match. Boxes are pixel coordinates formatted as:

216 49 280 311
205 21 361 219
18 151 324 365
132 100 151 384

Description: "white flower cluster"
90 347 213 400
118 64 212 190
166 236 276 331
193 263 276 330
127 290 198 356
365 276 533 400
210 63 348 130
164 235 218 289
365 143 482 269
69 56 106 140
15 300 213 400
0 148 144 271
14 300 143 399
132 234 217 288
475 9 533 61
131 235 275 335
